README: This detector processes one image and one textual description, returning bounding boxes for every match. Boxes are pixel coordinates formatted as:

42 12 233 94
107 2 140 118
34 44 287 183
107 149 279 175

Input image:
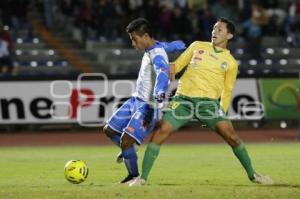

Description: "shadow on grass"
79 183 105 187
157 182 300 189
232 183 300 189
156 183 254 187
270 183 300 189
74 181 300 188
157 183 181 186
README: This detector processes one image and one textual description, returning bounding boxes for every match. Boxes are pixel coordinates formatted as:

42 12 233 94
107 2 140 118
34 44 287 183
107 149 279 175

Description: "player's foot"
116 144 139 164
251 173 274 185
116 152 123 163
120 174 138 184
129 176 147 187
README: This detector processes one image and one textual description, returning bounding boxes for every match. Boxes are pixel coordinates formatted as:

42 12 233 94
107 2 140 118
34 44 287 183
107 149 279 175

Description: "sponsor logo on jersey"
194 57 202 61
127 126 135 133
209 53 218 60
221 62 227 70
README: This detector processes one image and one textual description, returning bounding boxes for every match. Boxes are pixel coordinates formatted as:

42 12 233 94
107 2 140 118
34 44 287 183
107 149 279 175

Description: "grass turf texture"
0 143 300 199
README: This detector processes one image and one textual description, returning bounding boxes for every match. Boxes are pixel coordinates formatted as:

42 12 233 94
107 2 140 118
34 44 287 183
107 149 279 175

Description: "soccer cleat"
251 173 274 185
129 176 147 187
120 174 138 184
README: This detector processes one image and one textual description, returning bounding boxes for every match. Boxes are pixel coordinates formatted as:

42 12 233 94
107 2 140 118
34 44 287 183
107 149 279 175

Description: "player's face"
211 21 233 46
128 32 148 50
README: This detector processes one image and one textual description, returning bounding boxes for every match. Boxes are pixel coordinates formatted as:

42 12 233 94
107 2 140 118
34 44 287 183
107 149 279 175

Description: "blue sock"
122 146 139 177
111 135 121 146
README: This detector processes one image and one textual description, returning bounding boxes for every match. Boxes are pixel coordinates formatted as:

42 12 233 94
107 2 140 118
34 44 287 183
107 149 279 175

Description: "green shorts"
162 95 228 130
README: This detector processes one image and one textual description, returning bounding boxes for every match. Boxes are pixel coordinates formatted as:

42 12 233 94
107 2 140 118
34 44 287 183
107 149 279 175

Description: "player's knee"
228 134 241 147
120 134 135 150
154 128 168 139
103 125 116 138
159 121 173 136
151 121 173 145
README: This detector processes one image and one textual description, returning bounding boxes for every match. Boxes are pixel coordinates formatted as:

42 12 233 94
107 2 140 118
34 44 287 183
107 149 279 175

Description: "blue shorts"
106 97 160 144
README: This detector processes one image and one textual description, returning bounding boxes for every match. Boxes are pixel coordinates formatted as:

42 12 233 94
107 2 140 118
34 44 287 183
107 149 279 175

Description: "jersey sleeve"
151 51 170 97
220 60 238 112
157 40 186 53
173 41 198 74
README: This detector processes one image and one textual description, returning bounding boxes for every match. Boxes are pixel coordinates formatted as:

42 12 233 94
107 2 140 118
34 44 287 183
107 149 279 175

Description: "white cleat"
251 173 274 185
124 177 137 185
120 174 138 185
129 176 147 187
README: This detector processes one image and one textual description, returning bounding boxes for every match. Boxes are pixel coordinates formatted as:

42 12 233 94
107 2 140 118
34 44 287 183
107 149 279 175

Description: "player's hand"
171 40 186 51
154 92 166 103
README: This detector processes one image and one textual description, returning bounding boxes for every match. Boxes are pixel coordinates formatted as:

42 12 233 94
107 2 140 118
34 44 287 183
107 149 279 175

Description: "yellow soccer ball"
64 160 89 184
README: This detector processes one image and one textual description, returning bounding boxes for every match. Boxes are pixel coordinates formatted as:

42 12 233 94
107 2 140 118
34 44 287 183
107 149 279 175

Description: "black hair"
218 17 235 36
126 18 153 38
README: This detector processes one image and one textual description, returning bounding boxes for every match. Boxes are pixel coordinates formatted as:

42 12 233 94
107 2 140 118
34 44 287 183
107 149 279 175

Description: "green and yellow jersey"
173 41 238 112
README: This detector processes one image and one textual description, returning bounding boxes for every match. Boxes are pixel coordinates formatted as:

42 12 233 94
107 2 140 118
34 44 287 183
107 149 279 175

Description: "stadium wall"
0 78 299 125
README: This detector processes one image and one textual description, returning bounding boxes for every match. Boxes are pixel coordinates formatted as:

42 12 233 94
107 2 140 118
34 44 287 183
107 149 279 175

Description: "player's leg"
119 133 139 183
119 102 157 184
140 120 175 180
214 120 255 178
198 99 254 178
149 96 194 145
130 97 193 186
196 99 272 184
102 124 125 163
214 120 273 184
129 120 175 186
103 125 121 146
104 97 134 162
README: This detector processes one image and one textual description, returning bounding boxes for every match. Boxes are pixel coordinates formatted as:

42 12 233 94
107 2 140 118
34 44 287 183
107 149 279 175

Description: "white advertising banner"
227 79 264 120
0 78 135 126
0 78 262 126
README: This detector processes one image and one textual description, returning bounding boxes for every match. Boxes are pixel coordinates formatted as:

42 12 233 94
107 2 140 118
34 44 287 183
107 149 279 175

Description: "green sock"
141 143 161 181
232 143 256 180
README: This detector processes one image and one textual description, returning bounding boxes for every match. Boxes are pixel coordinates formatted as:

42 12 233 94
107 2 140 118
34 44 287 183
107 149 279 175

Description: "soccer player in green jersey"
130 17 273 186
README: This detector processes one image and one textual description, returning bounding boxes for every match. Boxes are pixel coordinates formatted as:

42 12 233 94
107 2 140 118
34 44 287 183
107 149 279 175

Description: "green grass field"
1 143 300 199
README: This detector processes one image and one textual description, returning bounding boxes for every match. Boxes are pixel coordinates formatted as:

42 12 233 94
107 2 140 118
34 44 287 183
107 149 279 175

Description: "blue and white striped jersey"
132 41 170 103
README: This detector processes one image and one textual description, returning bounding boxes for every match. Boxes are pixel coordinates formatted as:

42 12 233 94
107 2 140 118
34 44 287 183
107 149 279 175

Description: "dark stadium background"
0 0 299 143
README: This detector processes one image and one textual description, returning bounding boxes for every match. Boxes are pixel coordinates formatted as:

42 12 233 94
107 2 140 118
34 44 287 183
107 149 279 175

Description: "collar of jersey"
211 43 228 54
145 41 161 52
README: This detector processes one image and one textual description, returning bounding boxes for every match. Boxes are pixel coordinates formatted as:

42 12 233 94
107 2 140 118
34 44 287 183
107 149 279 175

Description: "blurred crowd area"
0 0 31 75
0 0 299 77
52 0 300 45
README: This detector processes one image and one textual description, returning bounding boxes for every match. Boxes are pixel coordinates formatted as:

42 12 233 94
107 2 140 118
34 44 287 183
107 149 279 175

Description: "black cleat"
120 174 138 184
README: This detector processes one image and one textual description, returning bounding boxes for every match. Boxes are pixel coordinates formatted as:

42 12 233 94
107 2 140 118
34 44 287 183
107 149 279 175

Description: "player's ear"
143 33 151 39
227 33 233 40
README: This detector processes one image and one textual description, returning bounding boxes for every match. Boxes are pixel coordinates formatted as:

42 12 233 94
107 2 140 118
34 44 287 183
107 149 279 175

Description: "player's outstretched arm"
159 40 186 53
173 41 198 74
152 55 169 103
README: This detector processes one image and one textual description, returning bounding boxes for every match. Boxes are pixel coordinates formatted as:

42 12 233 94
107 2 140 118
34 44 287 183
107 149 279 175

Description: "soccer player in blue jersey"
102 18 185 184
